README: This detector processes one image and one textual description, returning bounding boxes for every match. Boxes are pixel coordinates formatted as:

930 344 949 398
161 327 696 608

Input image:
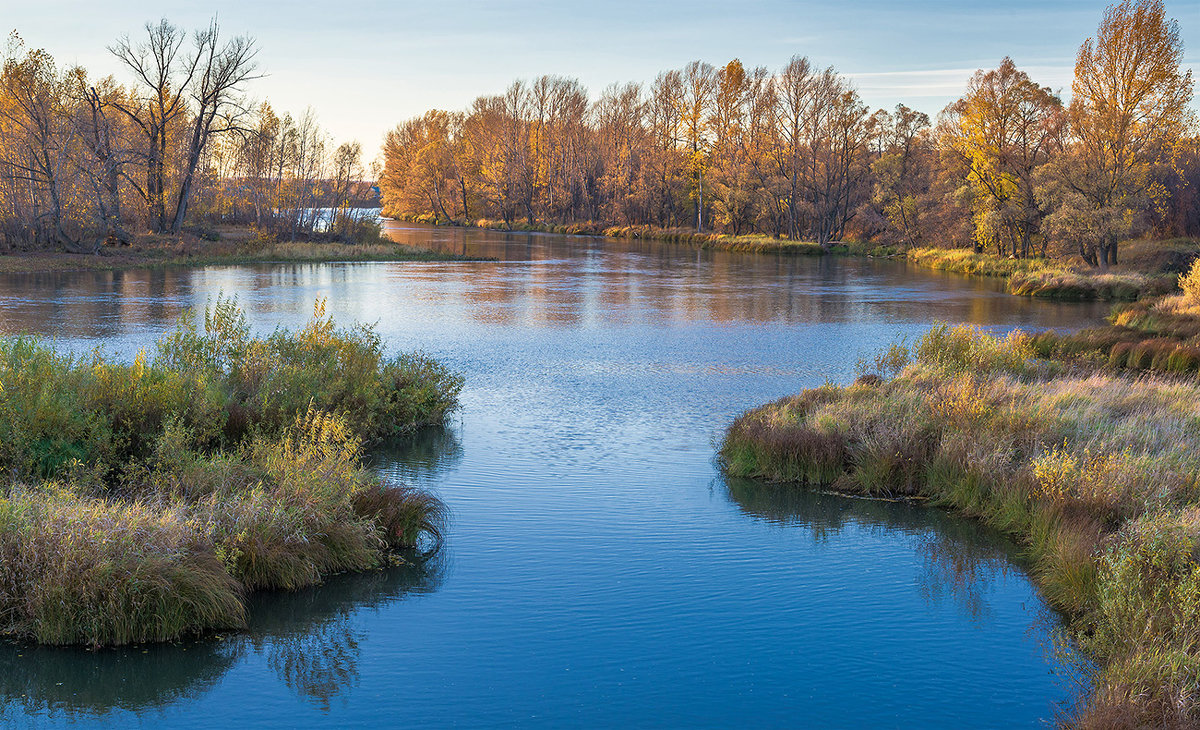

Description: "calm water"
0 226 1109 729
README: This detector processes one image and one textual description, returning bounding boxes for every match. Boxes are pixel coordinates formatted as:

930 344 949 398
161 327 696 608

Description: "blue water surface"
0 226 1105 728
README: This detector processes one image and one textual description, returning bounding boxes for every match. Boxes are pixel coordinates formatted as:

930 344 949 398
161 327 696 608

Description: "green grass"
721 324 1200 728
0 299 460 646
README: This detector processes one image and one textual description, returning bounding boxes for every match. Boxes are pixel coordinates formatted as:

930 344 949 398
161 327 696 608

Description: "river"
0 225 1108 728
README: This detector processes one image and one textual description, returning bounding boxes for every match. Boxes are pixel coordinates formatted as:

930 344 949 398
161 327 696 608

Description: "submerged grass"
721 323 1200 728
0 299 460 647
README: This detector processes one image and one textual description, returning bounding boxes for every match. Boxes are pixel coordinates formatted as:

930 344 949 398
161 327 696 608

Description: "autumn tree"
382 111 458 222
111 18 259 234
680 61 716 231
646 69 685 226
1050 0 1194 267
808 79 873 247
709 60 766 235
593 82 648 224
941 58 1064 258
0 39 92 251
871 104 933 248
169 20 260 234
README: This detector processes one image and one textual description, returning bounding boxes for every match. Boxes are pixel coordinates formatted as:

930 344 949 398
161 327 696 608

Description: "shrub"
1179 259 1200 305
913 323 1037 377
378 353 465 437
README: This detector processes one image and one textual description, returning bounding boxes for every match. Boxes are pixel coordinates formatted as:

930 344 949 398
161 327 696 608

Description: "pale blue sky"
6 0 1198 158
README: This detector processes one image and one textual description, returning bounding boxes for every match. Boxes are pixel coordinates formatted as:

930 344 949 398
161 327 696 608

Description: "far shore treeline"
0 19 379 253
382 0 1195 269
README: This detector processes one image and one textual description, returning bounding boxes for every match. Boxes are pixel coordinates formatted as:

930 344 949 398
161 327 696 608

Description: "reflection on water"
0 560 440 724
243 557 443 710
370 425 464 484
0 269 190 341
724 477 1021 623
0 225 1105 728
0 426 457 726
382 223 1108 331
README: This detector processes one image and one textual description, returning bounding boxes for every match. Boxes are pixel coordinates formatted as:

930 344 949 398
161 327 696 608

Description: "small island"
0 298 461 646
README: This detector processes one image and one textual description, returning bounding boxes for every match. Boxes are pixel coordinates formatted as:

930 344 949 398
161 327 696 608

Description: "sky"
5 0 1199 160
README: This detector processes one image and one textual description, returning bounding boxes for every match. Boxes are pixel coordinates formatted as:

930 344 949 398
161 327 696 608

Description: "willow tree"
1059 0 1194 267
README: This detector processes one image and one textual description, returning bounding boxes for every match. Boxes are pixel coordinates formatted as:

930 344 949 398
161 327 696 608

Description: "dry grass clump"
908 247 1069 278
387 213 828 254
1008 271 1151 300
1034 280 1200 377
721 324 1200 727
0 300 458 646
0 487 245 645
0 409 444 647
906 247 1168 300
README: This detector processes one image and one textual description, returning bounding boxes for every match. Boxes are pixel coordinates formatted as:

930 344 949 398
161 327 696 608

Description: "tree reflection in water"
722 475 1026 624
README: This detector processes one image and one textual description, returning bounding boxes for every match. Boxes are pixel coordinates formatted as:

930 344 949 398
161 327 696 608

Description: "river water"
0 225 1109 728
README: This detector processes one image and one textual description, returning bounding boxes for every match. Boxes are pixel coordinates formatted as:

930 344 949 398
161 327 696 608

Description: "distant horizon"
6 0 1198 159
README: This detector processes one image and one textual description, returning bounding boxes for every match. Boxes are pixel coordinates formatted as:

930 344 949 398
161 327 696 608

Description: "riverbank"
1024 259 1200 377
721 324 1200 728
0 299 462 646
906 240 1196 301
387 214 1197 301
388 213 828 255
0 224 476 275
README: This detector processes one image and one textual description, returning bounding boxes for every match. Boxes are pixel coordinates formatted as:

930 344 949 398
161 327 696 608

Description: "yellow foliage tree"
1066 0 1195 267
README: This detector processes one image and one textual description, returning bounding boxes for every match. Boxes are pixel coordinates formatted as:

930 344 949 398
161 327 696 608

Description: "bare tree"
110 18 260 234
170 20 261 234
109 19 198 232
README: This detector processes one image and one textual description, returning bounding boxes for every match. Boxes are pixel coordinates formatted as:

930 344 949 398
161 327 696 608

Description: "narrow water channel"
0 226 1108 728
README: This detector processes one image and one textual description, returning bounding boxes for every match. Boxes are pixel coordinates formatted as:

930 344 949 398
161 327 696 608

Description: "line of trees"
382 0 1196 268
0 19 375 253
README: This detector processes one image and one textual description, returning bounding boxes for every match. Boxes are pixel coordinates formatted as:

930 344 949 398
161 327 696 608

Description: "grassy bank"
721 324 1200 728
1030 259 1200 378
388 212 826 255
0 223 474 275
907 238 1198 301
0 299 462 646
